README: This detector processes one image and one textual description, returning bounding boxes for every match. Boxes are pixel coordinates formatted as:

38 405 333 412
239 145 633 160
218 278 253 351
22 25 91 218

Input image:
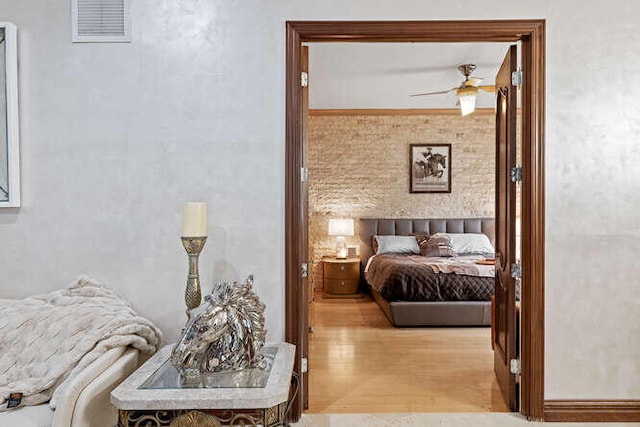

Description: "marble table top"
111 342 295 410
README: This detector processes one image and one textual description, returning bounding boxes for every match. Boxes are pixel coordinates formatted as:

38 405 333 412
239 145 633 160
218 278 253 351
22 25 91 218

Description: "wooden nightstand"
322 257 361 297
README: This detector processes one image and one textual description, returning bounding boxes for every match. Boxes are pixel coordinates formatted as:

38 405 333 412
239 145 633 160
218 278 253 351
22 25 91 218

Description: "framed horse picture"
410 143 451 193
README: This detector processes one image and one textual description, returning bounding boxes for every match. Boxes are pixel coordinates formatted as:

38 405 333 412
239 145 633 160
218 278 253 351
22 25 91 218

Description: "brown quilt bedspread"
365 254 494 302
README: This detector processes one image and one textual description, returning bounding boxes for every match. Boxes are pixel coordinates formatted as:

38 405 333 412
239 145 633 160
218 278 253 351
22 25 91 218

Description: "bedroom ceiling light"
328 218 354 259
410 64 492 116
457 86 477 116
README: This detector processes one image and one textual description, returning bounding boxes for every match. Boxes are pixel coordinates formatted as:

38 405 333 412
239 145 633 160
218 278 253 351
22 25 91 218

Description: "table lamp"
328 218 354 259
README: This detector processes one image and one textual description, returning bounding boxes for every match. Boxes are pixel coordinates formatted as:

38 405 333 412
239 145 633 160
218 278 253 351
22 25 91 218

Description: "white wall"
0 0 639 401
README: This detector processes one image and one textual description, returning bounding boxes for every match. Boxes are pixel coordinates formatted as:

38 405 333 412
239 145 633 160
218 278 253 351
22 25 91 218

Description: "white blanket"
0 276 162 410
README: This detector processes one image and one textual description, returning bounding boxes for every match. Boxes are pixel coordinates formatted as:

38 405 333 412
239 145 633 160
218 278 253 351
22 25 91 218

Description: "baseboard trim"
544 400 640 422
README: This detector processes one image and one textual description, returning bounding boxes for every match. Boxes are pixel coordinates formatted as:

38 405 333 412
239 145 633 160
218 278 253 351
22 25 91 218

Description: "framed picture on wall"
410 143 451 193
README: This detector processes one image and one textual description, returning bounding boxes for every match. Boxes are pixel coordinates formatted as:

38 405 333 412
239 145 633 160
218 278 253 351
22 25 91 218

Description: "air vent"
72 0 131 42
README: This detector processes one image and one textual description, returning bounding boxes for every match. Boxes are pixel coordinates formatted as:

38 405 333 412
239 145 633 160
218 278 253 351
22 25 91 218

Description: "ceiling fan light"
459 93 476 116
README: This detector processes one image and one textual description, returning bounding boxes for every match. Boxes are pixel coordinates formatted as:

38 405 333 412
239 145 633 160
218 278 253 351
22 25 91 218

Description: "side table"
111 343 296 426
322 256 361 298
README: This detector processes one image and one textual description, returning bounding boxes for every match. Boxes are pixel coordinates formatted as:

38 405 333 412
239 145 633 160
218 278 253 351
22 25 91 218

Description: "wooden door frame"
285 20 546 421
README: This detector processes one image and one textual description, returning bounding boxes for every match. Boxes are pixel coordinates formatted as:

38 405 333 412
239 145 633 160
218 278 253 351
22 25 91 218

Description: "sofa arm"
72 348 139 427
51 347 139 427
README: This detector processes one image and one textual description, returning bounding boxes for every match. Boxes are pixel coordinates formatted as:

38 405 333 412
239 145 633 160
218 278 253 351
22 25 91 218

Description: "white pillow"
447 233 494 255
373 235 420 255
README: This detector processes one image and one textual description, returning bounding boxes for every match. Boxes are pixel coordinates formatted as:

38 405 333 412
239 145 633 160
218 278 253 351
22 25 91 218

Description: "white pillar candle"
182 202 207 237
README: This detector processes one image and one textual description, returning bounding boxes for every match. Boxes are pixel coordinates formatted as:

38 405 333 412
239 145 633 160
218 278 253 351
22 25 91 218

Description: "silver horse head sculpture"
171 275 266 377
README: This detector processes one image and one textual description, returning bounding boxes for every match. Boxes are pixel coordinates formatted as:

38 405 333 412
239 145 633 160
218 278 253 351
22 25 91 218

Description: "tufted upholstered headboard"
358 218 495 267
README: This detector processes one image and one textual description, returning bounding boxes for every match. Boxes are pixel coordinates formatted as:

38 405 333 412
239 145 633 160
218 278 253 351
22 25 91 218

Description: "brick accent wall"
308 112 496 289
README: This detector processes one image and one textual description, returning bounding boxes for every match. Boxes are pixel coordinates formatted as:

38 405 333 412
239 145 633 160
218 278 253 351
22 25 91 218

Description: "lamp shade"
457 86 478 116
458 93 476 116
328 218 354 236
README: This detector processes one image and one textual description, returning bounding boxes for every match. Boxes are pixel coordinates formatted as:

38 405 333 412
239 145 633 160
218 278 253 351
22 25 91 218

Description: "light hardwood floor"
307 292 510 414
294 413 634 426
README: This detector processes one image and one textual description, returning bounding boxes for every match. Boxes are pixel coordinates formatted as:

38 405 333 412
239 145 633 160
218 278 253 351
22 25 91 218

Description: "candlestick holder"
181 236 207 318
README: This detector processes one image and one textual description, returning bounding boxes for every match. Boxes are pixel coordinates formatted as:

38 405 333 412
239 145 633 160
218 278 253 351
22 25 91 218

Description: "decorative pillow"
448 233 495 255
413 232 430 253
422 233 457 257
373 235 420 255
371 235 379 254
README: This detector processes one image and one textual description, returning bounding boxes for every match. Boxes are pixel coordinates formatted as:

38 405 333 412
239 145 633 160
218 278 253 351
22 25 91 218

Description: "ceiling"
307 42 515 110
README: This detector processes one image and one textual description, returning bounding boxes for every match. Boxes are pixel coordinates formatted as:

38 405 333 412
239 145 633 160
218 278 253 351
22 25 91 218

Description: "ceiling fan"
410 64 495 116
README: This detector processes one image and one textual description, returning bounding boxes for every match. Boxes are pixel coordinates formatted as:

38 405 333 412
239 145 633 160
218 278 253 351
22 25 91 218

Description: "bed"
359 218 495 327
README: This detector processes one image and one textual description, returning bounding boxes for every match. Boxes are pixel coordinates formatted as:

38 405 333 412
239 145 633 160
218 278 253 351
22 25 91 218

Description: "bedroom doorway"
285 20 546 423
304 43 517 413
